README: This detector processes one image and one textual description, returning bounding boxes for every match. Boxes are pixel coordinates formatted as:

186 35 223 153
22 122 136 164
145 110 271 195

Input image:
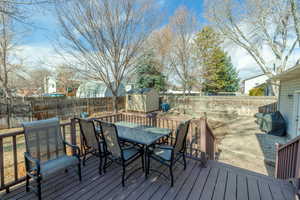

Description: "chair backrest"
173 120 191 154
99 121 122 159
22 118 66 164
77 118 99 150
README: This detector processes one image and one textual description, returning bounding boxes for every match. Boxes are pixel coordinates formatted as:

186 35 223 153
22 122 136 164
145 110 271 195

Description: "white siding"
244 75 269 95
279 78 300 139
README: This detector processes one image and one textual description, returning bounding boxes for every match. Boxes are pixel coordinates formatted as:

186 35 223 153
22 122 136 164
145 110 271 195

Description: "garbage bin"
80 112 89 118
161 103 170 112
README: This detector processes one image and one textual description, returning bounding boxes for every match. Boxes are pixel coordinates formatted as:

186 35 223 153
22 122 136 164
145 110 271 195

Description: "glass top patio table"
114 121 172 146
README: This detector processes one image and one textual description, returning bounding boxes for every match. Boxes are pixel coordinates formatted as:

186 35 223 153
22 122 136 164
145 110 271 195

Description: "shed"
126 88 159 113
274 65 300 139
76 81 126 98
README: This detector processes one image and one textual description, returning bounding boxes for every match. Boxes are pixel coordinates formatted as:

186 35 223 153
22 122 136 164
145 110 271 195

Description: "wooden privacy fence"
0 112 215 192
0 97 126 129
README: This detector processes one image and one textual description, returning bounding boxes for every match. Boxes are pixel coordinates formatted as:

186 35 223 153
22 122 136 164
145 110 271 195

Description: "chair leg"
25 174 30 192
37 177 42 200
122 164 126 187
83 154 86 166
169 165 174 187
147 155 150 178
99 156 102 175
183 153 186 170
78 163 82 182
141 154 144 172
103 154 107 173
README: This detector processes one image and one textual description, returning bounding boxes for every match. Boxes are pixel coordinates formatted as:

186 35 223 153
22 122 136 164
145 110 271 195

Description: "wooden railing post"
274 143 281 178
295 140 300 191
70 118 77 155
200 118 207 167
295 140 300 178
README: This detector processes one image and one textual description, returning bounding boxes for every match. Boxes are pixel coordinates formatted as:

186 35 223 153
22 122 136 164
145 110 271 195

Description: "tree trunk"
112 95 118 113
183 85 187 114
3 88 11 128
5 97 11 128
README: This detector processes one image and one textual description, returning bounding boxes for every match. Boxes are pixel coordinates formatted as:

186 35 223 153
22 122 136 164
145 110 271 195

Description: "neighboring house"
242 74 270 95
76 81 126 98
163 90 201 95
275 66 300 139
252 82 274 96
16 88 40 97
44 76 57 94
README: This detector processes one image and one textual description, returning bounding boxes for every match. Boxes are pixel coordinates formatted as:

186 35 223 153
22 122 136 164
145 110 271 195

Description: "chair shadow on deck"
1 156 196 200
1 156 296 200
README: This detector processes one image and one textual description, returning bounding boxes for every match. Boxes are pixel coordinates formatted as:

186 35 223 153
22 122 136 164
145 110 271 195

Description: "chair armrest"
155 145 173 150
24 152 40 172
122 145 144 152
63 141 81 156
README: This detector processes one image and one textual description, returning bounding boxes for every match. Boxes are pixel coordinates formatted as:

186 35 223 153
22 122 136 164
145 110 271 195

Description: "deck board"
258 181 273 200
212 168 227 200
200 167 219 200
224 172 237 200
236 175 248 200
247 176 261 200
0 158 296 200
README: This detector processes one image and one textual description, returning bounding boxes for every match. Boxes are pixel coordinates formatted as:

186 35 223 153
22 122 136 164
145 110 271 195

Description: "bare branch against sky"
205 0 299 95
168 6 199 94
56 0 160 111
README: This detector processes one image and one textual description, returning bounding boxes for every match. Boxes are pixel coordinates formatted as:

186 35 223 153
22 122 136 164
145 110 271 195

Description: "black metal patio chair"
147 120 190 187
77 118 106 174
22 118 81 200
98 120 144 186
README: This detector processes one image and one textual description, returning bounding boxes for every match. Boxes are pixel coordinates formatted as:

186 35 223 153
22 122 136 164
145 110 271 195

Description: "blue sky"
26 0 205 45
19 0 264 80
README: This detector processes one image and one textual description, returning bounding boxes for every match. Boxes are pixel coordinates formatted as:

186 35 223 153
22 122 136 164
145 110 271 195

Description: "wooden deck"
0 157 296 200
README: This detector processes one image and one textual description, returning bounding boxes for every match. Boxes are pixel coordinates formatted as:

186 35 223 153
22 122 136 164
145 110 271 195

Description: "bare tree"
147 26 173 74
168 6 199 94
0 0 55 21
56 0 159 112
0 2 26 127
55 64 79 95
24 67 52 94
290 0 300 47
0 4 23 98
205 0 297 96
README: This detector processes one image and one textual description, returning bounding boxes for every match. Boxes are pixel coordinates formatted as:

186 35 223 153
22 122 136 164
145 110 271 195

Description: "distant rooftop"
127 88 153 94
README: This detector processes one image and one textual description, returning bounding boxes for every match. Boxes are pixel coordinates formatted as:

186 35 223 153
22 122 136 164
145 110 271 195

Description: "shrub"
249 87 264 96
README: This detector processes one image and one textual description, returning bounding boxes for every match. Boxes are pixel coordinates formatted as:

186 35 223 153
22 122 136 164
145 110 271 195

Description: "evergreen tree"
222 56 240 92
135 51 166 91
194 26 240 93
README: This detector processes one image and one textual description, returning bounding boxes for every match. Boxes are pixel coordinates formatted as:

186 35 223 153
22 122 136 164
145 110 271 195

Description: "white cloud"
224 41 300 80
16 44 70 69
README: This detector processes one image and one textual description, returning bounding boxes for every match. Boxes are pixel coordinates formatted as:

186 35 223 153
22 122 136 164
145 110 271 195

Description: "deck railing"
258 102 278 113
275 136 300 189
0 112 215 192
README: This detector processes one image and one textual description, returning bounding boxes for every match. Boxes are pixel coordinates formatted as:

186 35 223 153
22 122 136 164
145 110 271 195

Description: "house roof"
273 65 300 81
243 74 265 82
127 88 153 94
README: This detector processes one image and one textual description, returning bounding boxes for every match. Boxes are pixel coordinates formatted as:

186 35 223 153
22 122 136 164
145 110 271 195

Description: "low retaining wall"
161 95 278 117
